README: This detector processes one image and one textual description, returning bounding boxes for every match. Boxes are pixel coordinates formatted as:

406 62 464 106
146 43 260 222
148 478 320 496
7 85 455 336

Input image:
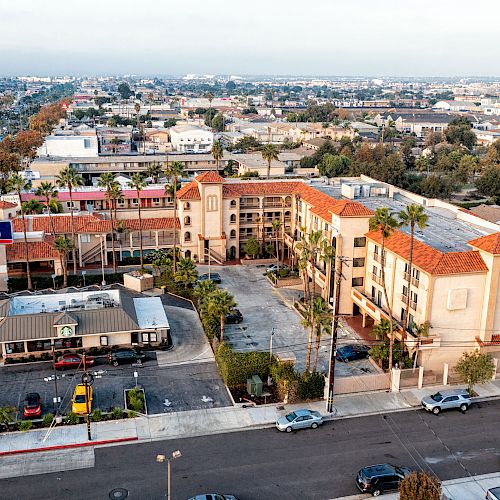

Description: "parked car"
71 384 93 414
225 309 243 324
108 348 146 366
266 264 289 274
336 344 370 362
54 353 94 370
487 487 500 500
356 463 412 496
197 272 222 284
421 389 472 415
275 409 323 432
23 392 42 419
188 495 237 500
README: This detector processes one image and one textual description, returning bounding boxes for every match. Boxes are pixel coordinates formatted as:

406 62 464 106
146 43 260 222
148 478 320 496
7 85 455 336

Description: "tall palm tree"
128 172 147 269
22 199 43 215
173 257 198 289
54 236 73 288
319 237 336 302
97 172 118 273
398 205 428 339
9 173 33 290
261 143 279 179
271 219 281 266
145 162 163 184
312 297 331 373
211 140 223 172
56 166 83 274
369 207 400 374
193 278 216 308
412 321 430 369
207 289 236 342
35 181 58 235
164 161 186 273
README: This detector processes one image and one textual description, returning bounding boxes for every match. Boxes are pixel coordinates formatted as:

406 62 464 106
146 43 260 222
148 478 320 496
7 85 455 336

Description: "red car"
54 353 94 370
23 393 42 418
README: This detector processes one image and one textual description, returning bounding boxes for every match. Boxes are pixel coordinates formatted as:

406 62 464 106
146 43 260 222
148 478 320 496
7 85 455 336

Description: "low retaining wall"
240 258 276 266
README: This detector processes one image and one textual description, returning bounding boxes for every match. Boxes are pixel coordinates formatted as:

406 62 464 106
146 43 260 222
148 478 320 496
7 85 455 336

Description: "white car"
276 409 323 432
266 264 289 273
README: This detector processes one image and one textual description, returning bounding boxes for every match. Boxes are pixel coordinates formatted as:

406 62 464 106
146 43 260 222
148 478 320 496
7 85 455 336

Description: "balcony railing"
400 293 408 302
410 300 418 311
373 253 385 264
403 272 420 287
411 277 420 287
372 273 383 285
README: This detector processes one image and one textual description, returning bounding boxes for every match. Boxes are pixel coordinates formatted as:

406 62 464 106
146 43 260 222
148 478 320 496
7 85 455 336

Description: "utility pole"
52 342 60 415
83 353 92 441
326 255 347 414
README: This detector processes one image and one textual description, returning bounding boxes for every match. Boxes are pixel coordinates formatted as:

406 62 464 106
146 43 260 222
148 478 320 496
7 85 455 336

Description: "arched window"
230 214 236 223
184 202 191 210
230 200 237 208
184 231 191 242
206 195 218 212
184 216 191 226
230 229 236 238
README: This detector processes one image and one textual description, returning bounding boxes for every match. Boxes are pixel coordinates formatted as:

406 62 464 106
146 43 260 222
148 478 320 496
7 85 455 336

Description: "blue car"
336 344 370 362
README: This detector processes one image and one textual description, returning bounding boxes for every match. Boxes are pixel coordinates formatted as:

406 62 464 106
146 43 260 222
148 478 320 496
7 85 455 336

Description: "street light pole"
270 327 275 360
99 235 106 286
156 450 181 500
83 353 92 441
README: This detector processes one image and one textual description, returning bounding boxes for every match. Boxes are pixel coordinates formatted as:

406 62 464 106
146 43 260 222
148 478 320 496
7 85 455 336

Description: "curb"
0 436 138 457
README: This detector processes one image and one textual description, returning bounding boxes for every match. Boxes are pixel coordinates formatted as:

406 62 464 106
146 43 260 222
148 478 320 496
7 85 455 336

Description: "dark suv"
356 463 412 496
108 348 146 366
225 309 243 324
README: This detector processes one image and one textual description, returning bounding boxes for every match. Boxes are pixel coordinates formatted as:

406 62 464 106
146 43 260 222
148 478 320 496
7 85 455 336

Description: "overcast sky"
1 0 499 77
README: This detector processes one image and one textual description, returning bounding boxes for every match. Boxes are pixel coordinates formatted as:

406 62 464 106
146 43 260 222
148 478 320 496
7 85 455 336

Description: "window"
230 214 236 223
184 231 191 242
84 138 91 148
374 244 379 254
353 257 365 267
230 200 237 208
184 202 191 210
80 234 90 244
184 216 191 226
402 285 408 297
142 332 150 343
352 277 364 287
152 198 160 203
100 336 108 346
411 291 418 304
412 268 420 280
230 229 236 238
150 333 157 342
206 195 218 212
354 237 366 247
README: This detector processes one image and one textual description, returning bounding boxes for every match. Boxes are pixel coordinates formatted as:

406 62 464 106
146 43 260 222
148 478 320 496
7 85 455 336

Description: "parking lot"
197 264 376 376
0 295 231 418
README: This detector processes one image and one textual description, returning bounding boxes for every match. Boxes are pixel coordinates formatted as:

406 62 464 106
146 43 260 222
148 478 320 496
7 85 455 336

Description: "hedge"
215 342 272 387
8 272 124 292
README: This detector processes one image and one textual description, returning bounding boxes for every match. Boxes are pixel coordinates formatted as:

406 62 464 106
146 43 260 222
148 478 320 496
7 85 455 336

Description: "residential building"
169 124 213 153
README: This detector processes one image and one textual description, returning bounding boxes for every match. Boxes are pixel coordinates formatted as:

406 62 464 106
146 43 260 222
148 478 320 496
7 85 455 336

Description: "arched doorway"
229 246 236 260
185 250 192 260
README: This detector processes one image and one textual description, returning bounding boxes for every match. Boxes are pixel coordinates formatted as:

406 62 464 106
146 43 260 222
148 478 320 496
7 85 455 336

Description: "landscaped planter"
240 257 276 266
124 387 148 415
123 272 154 292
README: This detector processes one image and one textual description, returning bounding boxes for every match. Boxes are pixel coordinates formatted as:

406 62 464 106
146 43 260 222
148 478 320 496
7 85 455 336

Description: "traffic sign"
0 221 13 244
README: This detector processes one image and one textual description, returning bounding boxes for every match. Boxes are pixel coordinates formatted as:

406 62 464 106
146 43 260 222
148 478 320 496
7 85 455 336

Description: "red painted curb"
0 436 138 456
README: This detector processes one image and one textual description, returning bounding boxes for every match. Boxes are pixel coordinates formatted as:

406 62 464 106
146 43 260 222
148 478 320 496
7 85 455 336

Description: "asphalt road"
2 399 500 500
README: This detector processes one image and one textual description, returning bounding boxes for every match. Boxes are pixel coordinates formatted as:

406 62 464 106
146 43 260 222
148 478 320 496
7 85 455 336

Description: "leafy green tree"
147 249 172 277
420 173 457 199
22 199 44 214
244 237 260 258
118 82 133 100
476 165 500 202
456 154 478 184
204 108 218 128
225 80 236 92
174 258 198 288
369 208 400 373
164 118 177 128
261 143 279 179
0 406 16 428
319 153 350 177
54 236 73 287
56 166 83 274
128 173 147 269
445 117 476 150
455 351 495 395
400 136 416 169
211 113 225 132
232 136 262 152
399 471 441 500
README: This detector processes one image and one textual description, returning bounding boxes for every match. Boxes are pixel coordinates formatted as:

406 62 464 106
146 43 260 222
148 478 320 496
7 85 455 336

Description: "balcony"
400 293 408 302
372 273 384 286
410 300 418 311
373 253 385 264
411 277 420 287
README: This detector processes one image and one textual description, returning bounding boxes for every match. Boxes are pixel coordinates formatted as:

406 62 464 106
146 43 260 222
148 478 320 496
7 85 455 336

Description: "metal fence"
333 372 391 394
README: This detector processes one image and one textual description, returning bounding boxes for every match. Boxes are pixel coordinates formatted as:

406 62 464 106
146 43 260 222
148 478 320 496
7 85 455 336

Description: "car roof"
438 389 469 396
295 409 312 416
361 464 397 477
25 392 40 398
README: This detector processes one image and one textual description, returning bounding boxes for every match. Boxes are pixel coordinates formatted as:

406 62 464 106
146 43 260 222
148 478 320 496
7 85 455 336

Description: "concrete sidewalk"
2 378 500 457
333 471 500 499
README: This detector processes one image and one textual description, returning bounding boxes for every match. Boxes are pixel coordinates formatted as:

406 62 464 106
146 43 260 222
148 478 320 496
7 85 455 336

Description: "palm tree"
207 289 236 342
398 205 428 340
261 143 279 179
145 162 163 184
319 237 336 302
412 321 430 369
369 207 400 374
271 219 281 267
22 199 43 215
54 236 73 288
35 181 58 235
128 172 147 269
109 182 123 240
312 298 331 373
193 279 216 308
9 173 33 290
164 161 186 273
211 140 223 172
97 172 118 273
56 166 83 274
174 257 198 289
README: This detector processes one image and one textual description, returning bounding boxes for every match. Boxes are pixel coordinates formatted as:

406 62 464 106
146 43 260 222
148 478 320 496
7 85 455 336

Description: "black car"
198 272 222 284
336 344 370 362
108 348 147 366
225 309 243 324
356 463 412 496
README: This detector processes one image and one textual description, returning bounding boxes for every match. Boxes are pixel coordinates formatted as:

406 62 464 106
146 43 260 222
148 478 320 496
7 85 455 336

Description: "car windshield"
75 395 86 403
285 412 297 422
431 392 443 402
25 397 38 407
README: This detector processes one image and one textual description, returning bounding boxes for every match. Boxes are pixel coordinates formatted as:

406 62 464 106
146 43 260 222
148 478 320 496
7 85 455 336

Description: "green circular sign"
60 326 73 337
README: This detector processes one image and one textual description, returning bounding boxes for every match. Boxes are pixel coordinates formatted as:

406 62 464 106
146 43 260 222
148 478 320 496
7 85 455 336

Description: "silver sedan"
275 409 323 432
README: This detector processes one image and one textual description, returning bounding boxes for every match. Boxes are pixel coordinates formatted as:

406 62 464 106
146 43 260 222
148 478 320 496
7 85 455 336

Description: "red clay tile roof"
7 238 59 261
222 182 300 197
366 230 489 275
0 201 17 209
195 171 225 183
476 335 500 347
468 232 500 255
122 218 179 230
177 181 201 200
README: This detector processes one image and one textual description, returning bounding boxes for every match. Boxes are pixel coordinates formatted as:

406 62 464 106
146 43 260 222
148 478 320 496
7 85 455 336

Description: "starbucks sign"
59 325 74 338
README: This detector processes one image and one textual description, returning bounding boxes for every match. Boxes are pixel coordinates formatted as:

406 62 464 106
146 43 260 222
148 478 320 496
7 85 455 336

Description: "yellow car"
71 384 93 414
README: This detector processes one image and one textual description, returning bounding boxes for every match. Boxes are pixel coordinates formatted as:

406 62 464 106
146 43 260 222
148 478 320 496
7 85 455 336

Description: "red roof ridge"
468 232 500 255
195 171 225 183
0 201 17 209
